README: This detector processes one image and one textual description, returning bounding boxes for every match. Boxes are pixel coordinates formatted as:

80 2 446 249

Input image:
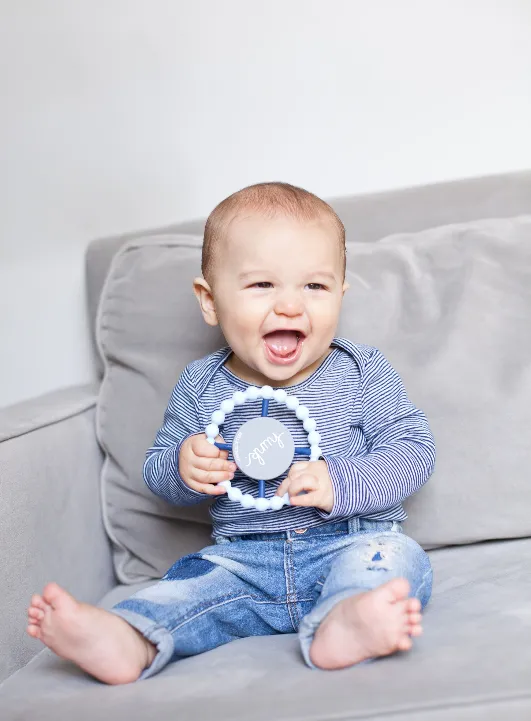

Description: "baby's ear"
193 277 219 327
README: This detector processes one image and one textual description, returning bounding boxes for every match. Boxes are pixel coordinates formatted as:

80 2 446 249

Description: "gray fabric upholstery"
3 538 531 720
96 236 218 583
339 215 531 549
85 170 531 377
3 172 531 720
0 385 115 681
96 217 531 583
0 384 100 442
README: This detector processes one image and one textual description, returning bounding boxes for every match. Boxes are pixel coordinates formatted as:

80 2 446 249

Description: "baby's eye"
306 283 326 291
252 282 273 289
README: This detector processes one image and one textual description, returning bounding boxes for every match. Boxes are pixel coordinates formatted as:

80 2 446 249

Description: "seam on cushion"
94 236 203 585
0 388 97 444
0 647 55 691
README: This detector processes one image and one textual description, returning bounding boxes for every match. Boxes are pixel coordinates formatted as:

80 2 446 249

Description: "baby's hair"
202 182 346 283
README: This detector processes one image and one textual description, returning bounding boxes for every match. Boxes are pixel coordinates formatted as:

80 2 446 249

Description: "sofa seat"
3 538 531 721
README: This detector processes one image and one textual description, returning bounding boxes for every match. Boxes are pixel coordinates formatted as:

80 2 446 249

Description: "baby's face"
200 213 347 386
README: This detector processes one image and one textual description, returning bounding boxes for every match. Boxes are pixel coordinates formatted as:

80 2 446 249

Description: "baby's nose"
274 293 304 316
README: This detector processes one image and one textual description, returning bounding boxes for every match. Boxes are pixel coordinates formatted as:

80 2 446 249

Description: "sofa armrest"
0 385 116 682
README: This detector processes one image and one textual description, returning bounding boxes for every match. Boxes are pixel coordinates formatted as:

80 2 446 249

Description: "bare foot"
27 583 156 684
310 578 422 670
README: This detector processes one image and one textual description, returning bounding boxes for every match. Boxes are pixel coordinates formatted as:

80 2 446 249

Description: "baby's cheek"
227 305 263 332
311 296 342 323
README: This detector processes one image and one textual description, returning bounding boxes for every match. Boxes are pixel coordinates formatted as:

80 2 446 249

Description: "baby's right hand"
178 434 236 496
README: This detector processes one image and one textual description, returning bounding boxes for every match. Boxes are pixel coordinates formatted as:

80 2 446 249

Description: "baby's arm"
319 348 436 520
143 367 232 505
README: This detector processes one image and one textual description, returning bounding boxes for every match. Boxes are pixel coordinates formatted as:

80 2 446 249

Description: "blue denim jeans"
112 519 432 678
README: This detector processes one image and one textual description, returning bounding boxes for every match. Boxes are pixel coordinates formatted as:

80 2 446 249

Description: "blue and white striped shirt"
144 338 436 537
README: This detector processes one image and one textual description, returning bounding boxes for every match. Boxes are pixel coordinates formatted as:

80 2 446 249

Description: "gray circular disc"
232 417 295 481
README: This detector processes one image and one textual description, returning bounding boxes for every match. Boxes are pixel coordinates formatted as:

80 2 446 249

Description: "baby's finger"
192 468 234 485
288 462 310 479
275 477 290 498
191 434 221 458
194 456 237 474
214 435 229 460
287 473 319 498
187 479 228 496
191 433 229 459
289 490 320 507
276 473 317 499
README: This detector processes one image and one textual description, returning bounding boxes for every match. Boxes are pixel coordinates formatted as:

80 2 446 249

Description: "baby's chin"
259 365 304 387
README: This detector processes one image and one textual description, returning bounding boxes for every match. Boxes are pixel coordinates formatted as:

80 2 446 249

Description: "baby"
27 182 435 683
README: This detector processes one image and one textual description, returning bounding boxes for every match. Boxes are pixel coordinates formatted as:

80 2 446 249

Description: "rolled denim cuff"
110 608 175 680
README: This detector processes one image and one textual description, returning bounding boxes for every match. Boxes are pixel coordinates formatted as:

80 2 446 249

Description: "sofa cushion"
339 215 531 549
96 235 218 583
95 218 531 583
2 539 531 720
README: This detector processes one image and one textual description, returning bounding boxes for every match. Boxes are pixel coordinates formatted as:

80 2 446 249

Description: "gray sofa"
2 171 531 720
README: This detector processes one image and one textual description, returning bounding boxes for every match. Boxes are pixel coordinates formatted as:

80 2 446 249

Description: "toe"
408 612 422 625
31 594 47 611
397 635 413 652
409 624 423 637
395 599 412 619
379 578 411 604
28 607 45 621
27 624 42 639
406 598 421 613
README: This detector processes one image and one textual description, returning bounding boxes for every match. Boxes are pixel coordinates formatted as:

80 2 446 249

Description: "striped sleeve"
320 349 436 520
143 367 209 506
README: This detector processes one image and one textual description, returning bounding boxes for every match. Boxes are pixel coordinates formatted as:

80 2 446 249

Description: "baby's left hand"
275 461 334 513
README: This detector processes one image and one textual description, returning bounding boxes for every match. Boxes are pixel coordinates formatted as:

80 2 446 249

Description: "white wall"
1 0 531 407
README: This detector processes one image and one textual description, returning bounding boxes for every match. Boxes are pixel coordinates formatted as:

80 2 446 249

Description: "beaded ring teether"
204 385 321 511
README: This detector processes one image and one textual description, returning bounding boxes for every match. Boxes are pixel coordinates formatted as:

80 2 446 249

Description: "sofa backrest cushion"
96 218 531 583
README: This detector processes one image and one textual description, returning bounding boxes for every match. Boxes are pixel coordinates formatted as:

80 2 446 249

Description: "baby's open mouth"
262 330 305 365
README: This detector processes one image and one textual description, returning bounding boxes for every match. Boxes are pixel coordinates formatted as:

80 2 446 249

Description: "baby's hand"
179 434 236 496
275 461 334 512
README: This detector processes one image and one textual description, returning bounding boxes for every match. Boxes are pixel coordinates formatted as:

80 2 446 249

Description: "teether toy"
204 386 321 511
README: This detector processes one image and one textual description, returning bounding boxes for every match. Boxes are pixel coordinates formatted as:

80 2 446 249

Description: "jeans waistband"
216 519 365 543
